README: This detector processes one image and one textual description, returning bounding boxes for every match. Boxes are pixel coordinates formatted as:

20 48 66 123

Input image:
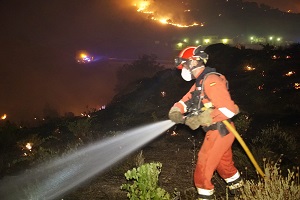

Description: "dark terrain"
0 44 300 199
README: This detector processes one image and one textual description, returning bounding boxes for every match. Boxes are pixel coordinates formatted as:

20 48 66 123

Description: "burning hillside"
131 0 204 27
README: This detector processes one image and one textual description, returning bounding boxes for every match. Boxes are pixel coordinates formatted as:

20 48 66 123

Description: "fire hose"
222 120 265 178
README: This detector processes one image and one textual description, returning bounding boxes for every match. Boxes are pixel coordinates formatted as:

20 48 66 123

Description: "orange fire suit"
172 71 241 198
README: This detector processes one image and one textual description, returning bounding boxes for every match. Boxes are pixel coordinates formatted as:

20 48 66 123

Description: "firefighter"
169 46 243 199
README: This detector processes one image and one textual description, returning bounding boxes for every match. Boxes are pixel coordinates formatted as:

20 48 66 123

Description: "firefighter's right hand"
168 107 184 124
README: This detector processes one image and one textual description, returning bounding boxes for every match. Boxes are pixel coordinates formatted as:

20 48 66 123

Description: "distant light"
195 40 199 44
277 37 281 41
222 38 228 44
269 36 273 40
294 83 300 89
76 50 94 64
80 53 87 58
183 38 188 43
177 43 183 48
204 39 210 44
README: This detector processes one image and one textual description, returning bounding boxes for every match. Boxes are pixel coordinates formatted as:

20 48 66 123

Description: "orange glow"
171 131 178 136
1 114 6 120
26 143 33 150
132 0 203 28
244 65 256 71
258 84 264 90
294 83 300 89
80 53 87 58
285 71 296 76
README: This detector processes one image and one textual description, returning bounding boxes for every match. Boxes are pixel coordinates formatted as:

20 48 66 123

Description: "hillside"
0 43 300 199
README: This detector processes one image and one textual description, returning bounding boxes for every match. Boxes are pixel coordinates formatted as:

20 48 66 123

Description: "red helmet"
174 46 196 69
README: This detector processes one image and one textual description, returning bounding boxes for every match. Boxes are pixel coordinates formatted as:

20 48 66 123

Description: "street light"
222 38 229 44
177 42 183 48
204 39 210 44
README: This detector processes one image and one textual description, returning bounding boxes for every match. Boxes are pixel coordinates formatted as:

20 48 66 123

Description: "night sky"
246 0 300 13
0 0 299 123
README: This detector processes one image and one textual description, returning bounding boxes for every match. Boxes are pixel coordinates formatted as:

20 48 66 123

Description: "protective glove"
198 108 213 127
185 115 201 130
168 107 184 124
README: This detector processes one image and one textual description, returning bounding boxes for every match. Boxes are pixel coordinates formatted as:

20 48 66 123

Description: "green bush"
67 118 92 142
121 162 170 200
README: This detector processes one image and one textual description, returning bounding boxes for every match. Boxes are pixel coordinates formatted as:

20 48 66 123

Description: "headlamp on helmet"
174 57 188 69
175 46 197 69
193 45 209 64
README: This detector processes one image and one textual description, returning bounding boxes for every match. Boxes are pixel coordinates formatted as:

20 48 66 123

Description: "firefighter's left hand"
185 115 201 130
198 108 213 126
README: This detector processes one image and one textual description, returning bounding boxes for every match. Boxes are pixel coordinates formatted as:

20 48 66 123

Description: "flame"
132 0 203 28
244 65 256 71
1 114 6 120
285 71 295 76
134 1 150 12
171 131 178 136
26 142 33 150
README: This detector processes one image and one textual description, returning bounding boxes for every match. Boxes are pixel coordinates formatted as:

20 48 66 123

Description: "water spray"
0 120 175 200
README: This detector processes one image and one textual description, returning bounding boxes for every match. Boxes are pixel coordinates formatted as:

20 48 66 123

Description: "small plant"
135 150 145 167
121 162 170 200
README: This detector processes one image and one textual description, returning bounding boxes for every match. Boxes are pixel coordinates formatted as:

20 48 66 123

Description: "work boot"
197 194 215 200
196 188 215 200
228 177 244 196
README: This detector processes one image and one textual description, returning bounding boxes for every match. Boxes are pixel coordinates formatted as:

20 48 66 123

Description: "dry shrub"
236 162 300 200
